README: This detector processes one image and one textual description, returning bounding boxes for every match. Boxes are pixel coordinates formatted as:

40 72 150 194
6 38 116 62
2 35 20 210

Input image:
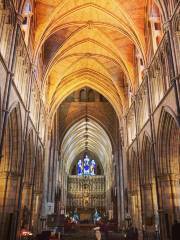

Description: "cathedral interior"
0 0 179 239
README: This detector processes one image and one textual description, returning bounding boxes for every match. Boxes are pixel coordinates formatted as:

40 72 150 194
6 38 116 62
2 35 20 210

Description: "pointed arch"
58 115 116 155
0 103 23 240
0 103 22 174
157 107 180 175
156 107 180 234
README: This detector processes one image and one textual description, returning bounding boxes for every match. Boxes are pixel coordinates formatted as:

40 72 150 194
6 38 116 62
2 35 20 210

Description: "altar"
67 154 106 220
80 212 91 221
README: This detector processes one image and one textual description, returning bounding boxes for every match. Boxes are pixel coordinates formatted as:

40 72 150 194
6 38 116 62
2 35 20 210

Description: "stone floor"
62 230 124 240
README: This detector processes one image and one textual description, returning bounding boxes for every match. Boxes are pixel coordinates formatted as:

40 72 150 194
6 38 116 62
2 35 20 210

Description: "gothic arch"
0 103 22 174
152 0 168 22
157 107 180 175
172 10 180 33
34 1 146 61
0 103 22 239
157 107 180 234
58 115 116 155
172 10 180 71
60 118 113 176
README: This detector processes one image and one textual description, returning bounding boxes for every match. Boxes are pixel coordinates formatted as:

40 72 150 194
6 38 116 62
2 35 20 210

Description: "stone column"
142 183 155 233
41 137 51 218
158 174 174 240
0 173 20 240
169 174 180 220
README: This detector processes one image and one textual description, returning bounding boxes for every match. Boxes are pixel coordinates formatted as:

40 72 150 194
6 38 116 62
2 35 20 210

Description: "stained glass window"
77 155 96 176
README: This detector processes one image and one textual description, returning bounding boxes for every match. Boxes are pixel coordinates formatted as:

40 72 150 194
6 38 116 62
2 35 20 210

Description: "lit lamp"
20 229 33 238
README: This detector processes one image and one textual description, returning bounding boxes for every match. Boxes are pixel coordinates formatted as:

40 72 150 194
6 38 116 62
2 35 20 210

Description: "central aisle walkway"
62 230 123 240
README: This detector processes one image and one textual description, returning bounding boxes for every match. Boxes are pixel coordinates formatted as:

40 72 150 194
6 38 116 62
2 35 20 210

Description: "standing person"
94 222 102 240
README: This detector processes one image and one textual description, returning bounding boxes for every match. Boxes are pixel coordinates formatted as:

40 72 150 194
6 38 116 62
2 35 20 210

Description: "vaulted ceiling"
34 0 161 119
61 118 113 185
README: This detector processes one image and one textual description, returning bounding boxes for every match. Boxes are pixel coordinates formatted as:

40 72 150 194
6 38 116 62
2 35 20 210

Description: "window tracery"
149 3 163 53
21 1 32 45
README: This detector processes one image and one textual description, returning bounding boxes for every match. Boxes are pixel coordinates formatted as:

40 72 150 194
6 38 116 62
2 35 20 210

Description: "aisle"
62 230 94 240
62 230 123 240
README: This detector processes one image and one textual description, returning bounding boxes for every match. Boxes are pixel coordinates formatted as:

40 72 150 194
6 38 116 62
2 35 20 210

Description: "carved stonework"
67 175 105 209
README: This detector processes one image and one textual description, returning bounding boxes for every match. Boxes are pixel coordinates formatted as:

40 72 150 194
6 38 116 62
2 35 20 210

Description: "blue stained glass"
84 155 90 175
90 160 96 176
77 159 83 176
77 155 96 176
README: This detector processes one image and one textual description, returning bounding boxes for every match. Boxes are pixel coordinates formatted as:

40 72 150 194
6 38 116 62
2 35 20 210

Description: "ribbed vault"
35 0 157 119
35 0 146 54
61 118 113 187
50 77 123 119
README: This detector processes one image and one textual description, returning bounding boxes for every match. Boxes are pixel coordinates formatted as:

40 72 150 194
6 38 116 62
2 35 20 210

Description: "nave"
61 229 121 240
0 0 179 240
